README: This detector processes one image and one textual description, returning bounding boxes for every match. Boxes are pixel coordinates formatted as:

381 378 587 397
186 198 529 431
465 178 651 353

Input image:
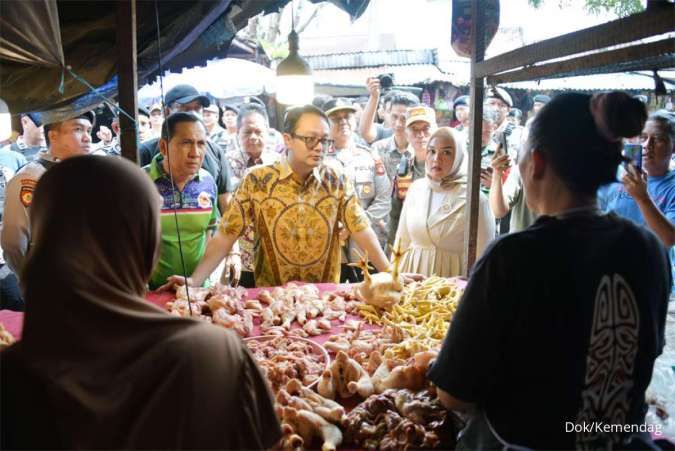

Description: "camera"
376 73 394 91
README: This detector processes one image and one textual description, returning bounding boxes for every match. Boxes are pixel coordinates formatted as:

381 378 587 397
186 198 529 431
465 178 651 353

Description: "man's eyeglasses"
410 126 431 136
292 134 334 150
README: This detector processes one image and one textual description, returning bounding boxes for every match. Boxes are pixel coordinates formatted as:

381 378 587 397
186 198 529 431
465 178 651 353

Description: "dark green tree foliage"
528 0 645 17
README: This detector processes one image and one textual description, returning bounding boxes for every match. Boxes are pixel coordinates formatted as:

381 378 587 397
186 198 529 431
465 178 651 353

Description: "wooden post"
462 0 486 276
117 0 139 164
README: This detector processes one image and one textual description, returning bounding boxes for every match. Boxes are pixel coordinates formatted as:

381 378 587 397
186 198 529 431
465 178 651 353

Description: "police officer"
388 105 438 248
322 98 391 280
485 86 526 235
2 110 95 278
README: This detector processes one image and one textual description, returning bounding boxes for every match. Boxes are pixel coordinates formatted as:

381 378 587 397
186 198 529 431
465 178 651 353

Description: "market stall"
0 278 468 449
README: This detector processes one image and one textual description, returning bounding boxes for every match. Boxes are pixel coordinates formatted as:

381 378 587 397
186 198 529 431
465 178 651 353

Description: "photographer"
598 111 675 248
358 75 395 144
486 87 525 162
371 91 420 182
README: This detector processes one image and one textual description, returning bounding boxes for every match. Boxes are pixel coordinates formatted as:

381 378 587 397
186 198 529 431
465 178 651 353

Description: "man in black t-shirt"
429 213 670 449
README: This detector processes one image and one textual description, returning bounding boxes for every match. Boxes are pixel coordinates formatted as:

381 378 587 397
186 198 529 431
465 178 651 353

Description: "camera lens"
378 74 393 90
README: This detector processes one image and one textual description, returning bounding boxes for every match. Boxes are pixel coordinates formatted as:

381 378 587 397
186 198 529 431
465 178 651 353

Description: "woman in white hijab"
0 156 281 449
395 127 495 277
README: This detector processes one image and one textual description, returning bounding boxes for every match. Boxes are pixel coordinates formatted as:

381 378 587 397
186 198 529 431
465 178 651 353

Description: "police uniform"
323 143 391 259
10 136 45 162
1 150 56 275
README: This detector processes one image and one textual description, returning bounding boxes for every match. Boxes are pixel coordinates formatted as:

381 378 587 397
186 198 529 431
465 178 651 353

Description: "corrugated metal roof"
308 49 674 91
306 49 436 70
313 64 459 86
502 71 675 92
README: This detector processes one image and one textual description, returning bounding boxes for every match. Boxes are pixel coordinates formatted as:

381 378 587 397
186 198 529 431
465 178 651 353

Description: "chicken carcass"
282 407 343 451
350 242 409 309
318 351 374 399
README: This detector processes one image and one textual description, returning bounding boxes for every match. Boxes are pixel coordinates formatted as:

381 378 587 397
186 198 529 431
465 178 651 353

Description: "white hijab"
426 127 467 191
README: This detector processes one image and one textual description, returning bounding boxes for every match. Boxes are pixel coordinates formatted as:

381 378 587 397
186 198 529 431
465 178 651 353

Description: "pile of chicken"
164 283 358 338
165 284 258 337
358 276 463 359
343 388 464 450
318 320 436 399
246 336 328 392
275 378 346 451
255 284 360 337
273 375 461 450
0 323 15 349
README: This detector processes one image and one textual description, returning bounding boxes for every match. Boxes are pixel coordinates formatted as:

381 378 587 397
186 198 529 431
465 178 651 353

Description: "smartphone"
499 132 508 157
623 143 642 171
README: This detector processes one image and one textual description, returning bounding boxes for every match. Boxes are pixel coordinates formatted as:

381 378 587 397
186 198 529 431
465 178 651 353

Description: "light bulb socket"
276 30 312 77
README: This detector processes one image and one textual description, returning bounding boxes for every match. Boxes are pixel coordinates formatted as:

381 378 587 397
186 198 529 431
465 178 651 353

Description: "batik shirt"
145 154 219 289
219 159 370 287
225 144 280 272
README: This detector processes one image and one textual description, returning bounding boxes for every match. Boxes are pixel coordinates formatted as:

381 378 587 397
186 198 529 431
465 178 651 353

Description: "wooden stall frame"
117 0 139 164
462 0 674 274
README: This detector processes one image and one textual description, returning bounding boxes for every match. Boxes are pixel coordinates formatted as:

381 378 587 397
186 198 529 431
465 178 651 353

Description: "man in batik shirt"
162 105 391 289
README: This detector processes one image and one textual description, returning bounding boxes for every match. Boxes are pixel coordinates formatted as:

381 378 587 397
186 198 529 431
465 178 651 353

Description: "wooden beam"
117 0 139 164
487 38 675 85
474 3 674 79
463 0 486 276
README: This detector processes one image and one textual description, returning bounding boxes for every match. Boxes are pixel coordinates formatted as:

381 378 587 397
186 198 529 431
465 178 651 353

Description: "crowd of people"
0 76 674 448
1 80 674 307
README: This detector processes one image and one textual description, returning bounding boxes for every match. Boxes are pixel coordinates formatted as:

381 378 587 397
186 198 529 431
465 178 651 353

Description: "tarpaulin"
0 0 64 68
0 0 370 116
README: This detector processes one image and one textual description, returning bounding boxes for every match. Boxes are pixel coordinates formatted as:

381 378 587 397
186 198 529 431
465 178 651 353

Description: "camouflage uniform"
371 135 408 183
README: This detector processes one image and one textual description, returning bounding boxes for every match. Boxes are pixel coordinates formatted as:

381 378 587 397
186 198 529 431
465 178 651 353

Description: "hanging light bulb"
276 29 314 105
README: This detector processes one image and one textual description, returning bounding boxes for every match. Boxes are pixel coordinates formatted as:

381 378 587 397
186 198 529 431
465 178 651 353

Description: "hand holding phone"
491 143 511 174
621 163 649 202
480 167 493 188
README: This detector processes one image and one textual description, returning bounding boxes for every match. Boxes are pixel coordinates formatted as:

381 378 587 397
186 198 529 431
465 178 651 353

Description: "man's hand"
224 253 242 287
622 165 649 202
156 275 194 292
360 77 384 144
96 125 113 144
366 77 381 99
401 272 425 284
490 151 511 176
